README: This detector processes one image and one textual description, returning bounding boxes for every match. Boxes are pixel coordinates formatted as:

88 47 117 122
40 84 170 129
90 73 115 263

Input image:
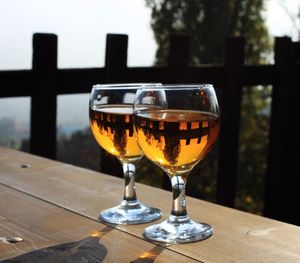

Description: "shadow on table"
3 226 112 263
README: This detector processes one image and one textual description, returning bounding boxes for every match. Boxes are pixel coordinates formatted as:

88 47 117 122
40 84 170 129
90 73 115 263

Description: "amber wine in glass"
134 84 220 243
89 84 161 225
90 105 142 162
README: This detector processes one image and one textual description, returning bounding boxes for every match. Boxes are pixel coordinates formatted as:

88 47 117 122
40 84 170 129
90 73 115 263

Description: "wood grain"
0 184 197 262
1 147 300 262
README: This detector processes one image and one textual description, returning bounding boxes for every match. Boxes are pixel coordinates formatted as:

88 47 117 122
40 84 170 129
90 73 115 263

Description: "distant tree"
146 0 271 65
0 118 16 137
20 139 30 152
57 128 101 171
235 86 271 214
0 118 28 149
145 0 272 213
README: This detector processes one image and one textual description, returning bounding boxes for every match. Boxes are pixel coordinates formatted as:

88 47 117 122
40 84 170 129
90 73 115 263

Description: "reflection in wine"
90 104 143 162
135 109 220 176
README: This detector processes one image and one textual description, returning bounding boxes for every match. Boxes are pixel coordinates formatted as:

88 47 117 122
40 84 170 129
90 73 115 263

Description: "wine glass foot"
99 200 161 225
143 215 213 244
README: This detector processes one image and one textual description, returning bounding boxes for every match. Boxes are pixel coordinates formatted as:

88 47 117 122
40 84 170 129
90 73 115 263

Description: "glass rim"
92 83 161 90
138 83 214 90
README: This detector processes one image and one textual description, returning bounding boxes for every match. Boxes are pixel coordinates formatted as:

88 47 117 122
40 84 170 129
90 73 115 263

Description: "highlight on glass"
133 84 220 243
89 83 161 225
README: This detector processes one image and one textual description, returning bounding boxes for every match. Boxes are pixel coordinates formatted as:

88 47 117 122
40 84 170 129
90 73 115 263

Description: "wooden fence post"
100 34 128 177
105 34 128 82
216 37 245 207
167 34 190 82
264 37 300 225
160 34 190 191
30 33 57 159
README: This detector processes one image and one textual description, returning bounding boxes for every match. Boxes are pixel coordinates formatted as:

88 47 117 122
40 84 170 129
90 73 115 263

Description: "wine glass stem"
170 175 187 217
122 162 137 201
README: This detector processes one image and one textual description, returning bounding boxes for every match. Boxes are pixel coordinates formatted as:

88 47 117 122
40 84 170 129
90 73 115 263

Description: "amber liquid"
90 104 143 162
134 110 220 175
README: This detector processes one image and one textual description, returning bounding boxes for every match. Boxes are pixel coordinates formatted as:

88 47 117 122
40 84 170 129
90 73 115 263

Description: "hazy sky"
0 0 299 132
0 0 299 70
0 0 155 69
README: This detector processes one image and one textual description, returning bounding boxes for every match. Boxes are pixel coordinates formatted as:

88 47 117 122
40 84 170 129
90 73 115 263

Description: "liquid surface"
134 109 220 175
90 104 143 161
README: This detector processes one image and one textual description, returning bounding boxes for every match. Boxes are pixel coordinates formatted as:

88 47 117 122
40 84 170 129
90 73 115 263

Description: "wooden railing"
0 33 299 225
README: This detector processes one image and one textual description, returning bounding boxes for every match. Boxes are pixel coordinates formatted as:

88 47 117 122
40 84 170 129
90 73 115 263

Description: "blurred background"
0 0 299 215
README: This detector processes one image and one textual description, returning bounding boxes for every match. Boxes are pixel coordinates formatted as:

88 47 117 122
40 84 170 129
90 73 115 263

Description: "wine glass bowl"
133 84 220 243
89 83 161 225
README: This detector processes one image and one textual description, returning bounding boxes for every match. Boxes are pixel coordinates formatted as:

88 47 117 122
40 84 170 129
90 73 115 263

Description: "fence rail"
0 33 299 225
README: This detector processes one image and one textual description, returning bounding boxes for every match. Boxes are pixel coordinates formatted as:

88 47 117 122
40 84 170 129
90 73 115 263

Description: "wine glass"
133 84 220 243
89 83 161 224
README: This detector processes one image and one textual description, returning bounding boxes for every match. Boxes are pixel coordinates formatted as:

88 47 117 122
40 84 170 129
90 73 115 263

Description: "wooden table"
1 147 300 262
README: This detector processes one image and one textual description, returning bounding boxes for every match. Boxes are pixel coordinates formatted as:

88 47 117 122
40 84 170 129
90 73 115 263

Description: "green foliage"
0 117 29 150
236 86 271 214
135 157 165 187
146 0 272 214
57 128 101 171
146 0 271 64
187 148 218 202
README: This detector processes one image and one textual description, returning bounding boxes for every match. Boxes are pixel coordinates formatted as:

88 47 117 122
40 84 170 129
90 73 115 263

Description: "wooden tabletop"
1 147 300 262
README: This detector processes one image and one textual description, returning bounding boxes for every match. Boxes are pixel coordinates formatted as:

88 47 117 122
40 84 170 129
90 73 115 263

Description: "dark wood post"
105 34 128 82
264 37 300 225
100 34 128 177
216 37 245 207
167 34 190 82
30 33 57 159
161 35 190 190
